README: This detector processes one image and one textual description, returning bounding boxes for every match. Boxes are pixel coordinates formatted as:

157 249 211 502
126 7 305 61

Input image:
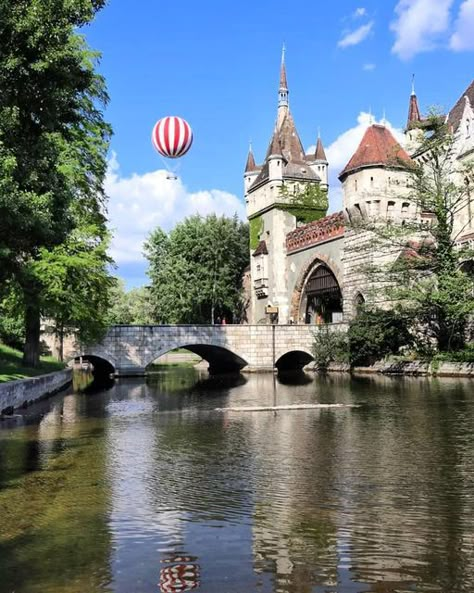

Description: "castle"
243 54 474 325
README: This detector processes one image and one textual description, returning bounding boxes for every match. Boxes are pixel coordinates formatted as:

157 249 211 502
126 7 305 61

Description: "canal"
1 368 474 593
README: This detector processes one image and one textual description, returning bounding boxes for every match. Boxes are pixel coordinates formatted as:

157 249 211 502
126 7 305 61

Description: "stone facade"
79 324 347 375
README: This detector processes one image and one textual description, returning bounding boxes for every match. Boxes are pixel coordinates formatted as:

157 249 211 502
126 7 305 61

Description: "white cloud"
338 21 374 48
391 0 455 60
308 113 404 212
105 153 246 264
363 63 376 71
354 7 367 18
450 0 474 50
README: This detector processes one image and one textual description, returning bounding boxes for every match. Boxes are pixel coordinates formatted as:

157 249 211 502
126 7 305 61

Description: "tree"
350 116 474 354
31 224 115 361
144 215 249 324
347 308 414 366
107 280 154 325
0 0 111 365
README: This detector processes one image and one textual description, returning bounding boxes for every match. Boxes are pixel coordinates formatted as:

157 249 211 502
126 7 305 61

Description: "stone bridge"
78 324 346 376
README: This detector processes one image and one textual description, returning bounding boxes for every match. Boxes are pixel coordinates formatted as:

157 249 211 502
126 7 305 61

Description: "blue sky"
84 0 474 287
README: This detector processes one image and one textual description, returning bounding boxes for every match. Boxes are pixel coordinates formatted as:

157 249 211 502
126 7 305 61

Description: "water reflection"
0 369 474 592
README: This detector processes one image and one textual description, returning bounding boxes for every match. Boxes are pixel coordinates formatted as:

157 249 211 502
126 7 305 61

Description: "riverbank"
326 360 474 377
0 368 72 415
0 343 65 383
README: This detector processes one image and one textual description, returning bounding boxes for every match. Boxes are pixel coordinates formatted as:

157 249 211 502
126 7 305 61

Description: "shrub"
348 308 413 367
312 326 349 370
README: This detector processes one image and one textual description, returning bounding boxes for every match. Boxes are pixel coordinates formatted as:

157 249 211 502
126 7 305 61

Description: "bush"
432 345 474 364
348 308 413 367
312 326 349 370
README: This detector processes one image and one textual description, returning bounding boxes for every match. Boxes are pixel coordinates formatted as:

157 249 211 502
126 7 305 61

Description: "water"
1 368 474 593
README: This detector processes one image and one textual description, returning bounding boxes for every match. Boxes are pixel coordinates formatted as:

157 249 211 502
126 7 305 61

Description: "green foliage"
31 225 115 357
0 0 111 366
107 280 154 325
312 326 349 370
432 345 474 364
348 308 414 367
0 343 64 384
278 183 328 224
0 292 24 350
144 214 249 324
249 216 263 250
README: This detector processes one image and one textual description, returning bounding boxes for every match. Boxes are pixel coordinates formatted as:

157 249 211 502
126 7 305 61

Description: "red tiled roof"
339 125 413 180
286 212 345 253
447 80 474 133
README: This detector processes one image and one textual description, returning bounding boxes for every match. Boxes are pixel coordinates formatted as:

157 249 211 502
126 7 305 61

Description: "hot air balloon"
152 116 193 180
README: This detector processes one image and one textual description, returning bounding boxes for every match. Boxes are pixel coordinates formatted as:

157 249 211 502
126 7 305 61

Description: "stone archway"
290 254 344 324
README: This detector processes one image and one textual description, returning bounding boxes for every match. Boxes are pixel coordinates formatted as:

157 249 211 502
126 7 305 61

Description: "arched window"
354 292 365 313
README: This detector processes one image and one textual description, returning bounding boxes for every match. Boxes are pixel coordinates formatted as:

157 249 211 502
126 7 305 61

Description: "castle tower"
340 123 414 221
244 51 326 324
339 123 414 317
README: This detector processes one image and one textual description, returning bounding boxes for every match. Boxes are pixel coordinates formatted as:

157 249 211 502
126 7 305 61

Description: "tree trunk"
23 302 41 368
59 323 64 362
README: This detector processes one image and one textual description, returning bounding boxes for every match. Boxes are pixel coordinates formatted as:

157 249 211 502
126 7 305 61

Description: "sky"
84 0 474 287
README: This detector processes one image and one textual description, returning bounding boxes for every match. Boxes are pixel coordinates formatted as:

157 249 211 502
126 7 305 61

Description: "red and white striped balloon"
152 116 193 159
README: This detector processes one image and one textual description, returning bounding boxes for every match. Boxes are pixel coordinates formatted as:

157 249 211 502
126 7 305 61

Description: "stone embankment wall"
327 361 474 377
0 369 72 415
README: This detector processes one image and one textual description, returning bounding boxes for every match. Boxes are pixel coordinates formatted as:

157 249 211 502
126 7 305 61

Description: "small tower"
268 130 285 181
244 143 259 197
405 76 424 154
310 132 329 190
340 123 414 222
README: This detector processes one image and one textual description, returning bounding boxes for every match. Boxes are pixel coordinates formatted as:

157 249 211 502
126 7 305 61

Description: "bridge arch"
275 348 314 371
74 353 116 377
144 343 248 375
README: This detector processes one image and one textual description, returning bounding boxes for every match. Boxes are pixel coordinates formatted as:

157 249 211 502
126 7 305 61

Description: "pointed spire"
279 44 288 90
315 136 327 161
245 142 257 172
277 44 289 120
407 75 421 129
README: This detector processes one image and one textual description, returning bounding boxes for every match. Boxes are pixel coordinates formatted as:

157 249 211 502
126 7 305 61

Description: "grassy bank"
0 343 65 384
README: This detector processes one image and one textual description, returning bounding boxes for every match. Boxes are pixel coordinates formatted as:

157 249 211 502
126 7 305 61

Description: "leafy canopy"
145 215 249 324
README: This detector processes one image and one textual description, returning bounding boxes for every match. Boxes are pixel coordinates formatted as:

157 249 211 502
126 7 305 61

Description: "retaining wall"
0 369 72 415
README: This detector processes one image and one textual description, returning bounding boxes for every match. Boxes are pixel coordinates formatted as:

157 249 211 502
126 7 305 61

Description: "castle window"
387 201 395 218
370 176 374 187
467 119 471 138
355 179 358 191
402 202 410 218
373 200 381 215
